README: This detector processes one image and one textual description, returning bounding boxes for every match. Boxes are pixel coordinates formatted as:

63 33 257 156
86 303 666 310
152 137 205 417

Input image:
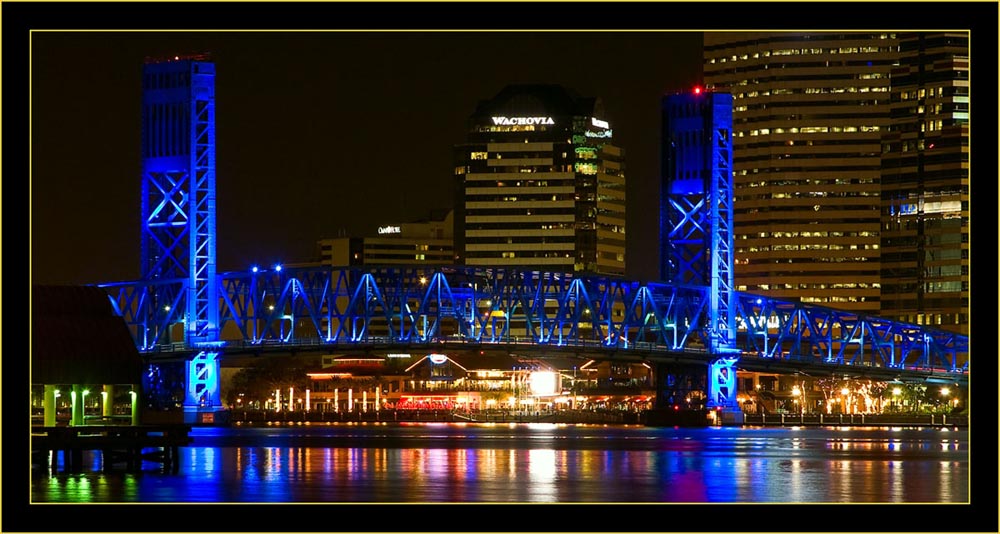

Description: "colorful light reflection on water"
32 423 967 504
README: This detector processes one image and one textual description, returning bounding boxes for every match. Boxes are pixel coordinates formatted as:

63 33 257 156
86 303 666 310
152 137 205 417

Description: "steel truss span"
99 265 968 379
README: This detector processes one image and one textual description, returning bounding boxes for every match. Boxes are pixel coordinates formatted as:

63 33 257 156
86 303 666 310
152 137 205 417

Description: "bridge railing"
98 265 968 377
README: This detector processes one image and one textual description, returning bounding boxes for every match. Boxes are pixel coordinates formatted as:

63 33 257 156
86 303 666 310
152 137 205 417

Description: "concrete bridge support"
653 362 706 409
183 351 225 424
706 355 743 425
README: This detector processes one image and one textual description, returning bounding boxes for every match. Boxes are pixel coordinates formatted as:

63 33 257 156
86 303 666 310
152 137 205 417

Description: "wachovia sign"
491 116 555 126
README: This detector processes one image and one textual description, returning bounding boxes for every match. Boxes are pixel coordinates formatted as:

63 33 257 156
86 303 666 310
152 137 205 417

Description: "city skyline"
30 28 702 286
11 3 994 527
21 3 994 297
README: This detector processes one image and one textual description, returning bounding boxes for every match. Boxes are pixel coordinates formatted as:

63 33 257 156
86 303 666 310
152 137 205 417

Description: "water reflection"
32 424 968 504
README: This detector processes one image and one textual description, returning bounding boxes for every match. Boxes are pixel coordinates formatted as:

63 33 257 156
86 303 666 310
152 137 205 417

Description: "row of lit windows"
708 42 894 63
742 139 878 150
739 256 875 263
466 236 575 245
891 313 965 327
465 208 578 216
475 125 550 133
462 166 576 175
799 296 874 303
478 195 573 202
364 244 451 252
740 245 877 253
741 126 882 137
735 87 889 99
464 223 578 231
767 231 876 238
743 204 878 213
363 253 448 261
766 244 879 251
764 192 880 199
899 86 967 100
739 177 878 185
743 283 879 290
739 99 885 113
485 252 573 259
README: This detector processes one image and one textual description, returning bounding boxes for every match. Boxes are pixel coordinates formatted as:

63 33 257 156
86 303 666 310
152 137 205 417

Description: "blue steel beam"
97 265 969 378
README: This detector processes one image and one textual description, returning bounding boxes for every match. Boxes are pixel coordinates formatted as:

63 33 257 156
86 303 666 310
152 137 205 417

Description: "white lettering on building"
378 225 401 234
491 116 555 126
591 117 609 129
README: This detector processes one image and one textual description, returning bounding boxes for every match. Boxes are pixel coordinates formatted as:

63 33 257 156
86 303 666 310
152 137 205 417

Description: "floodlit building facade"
453 84 626 276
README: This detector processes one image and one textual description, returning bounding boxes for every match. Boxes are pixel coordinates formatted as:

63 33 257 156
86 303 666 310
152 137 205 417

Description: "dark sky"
22 2 995 290
29 29 703 286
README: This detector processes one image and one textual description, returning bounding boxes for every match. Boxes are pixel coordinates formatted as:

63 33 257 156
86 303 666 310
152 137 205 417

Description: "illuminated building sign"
428 353 448 364
591 117 609 129
585 129 613 138
378 225 401 234
491 116 555 126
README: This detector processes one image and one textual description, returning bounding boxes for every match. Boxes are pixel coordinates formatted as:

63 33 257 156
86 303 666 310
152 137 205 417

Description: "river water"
30 422 969 508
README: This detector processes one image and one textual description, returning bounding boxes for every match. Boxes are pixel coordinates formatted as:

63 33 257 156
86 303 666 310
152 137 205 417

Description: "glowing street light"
790 385 803 414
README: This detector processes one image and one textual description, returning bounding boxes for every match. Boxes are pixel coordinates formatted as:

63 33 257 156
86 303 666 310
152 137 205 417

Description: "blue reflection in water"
31 424 968 504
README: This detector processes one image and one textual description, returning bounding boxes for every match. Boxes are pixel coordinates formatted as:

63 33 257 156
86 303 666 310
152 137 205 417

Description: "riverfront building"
299 352 654 413
703 32 896 315
878 32 969 334
453 84 626 276
316 209 454 267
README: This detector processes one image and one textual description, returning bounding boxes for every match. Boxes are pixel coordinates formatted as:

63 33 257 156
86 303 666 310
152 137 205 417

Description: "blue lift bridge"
97 57 968 425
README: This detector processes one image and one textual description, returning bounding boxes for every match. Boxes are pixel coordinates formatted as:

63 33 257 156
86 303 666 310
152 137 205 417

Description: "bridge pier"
182 351 226 425
653 362 706 409
706 355 743 426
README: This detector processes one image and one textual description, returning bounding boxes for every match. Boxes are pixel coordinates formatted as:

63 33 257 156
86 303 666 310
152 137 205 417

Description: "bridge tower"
661 89 742 423
140 55 222 422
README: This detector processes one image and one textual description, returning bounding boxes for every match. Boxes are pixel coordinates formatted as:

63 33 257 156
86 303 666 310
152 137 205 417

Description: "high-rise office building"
453 84 626 276
704 33 896 314
879 32 969 334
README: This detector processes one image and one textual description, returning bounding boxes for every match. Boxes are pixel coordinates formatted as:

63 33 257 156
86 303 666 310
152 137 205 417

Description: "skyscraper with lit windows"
703 32 897 314
879 32 969 334
453 84 626 276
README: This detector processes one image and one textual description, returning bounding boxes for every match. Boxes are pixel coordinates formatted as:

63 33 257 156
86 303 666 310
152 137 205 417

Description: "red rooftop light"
693 86 703 94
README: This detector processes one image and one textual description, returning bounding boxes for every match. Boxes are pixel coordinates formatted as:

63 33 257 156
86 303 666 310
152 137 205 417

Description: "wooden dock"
31 424 193 473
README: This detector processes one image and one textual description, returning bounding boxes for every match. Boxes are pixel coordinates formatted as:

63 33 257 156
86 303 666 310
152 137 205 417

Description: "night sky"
29 28 703 286
22 3 994 291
